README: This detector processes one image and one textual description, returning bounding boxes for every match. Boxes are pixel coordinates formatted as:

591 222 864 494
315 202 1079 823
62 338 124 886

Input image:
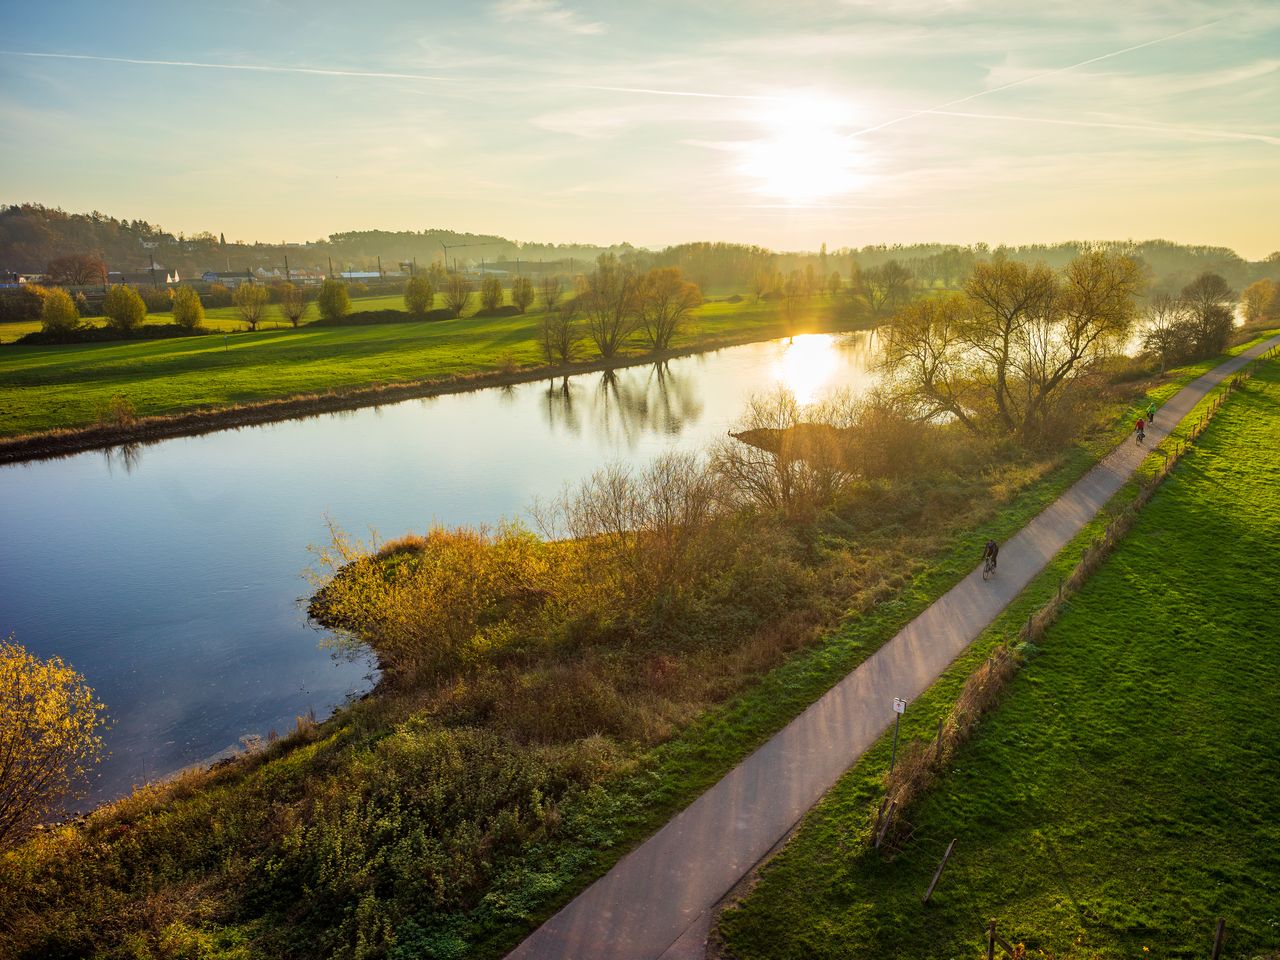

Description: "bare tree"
859 260 916 319
1141 293 1193 373
44 254 107 286
962 258 1057 433
443 273 473 318
539 299 580 364
827 270 842 298
539 275 564 312
879 293 978 431
582 254 642 358
638 267 701 352
781 270 804 330
881 251 1144 440
711 388 855 517
1180 272 1235 356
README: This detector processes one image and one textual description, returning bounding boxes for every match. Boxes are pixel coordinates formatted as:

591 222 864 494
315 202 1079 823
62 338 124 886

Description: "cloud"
531 106 634 138
492 0 605 35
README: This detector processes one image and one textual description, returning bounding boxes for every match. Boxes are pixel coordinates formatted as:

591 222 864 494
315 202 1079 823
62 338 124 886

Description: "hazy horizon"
3 1 1278 258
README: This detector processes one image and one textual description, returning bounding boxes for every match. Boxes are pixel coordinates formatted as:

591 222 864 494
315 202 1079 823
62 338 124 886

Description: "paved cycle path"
507 336 1280 960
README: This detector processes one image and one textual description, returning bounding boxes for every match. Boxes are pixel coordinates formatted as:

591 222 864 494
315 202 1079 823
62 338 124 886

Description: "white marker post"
890 697 907 772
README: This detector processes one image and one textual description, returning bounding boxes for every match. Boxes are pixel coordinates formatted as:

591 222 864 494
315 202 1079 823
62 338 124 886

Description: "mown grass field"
0 296 841 438
718 358 1280 959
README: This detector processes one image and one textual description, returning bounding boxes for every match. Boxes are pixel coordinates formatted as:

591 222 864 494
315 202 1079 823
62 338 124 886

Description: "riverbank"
0 300 860 463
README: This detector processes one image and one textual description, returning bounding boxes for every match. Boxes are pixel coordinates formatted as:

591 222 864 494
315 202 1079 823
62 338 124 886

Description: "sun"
736 94 868 203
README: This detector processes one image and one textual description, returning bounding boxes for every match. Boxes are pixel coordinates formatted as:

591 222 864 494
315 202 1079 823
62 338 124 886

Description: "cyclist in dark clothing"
983 539 999 570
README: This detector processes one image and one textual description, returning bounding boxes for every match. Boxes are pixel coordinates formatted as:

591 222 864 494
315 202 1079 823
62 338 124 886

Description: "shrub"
102 284 146 334
40 287 79 335
404 276 434 318
348 281 370 297
171 285 205 330
0 284 47 321
318 279 351 322
97 394 137 427
0 637 104 849
203 283 233 307
137 286 172 312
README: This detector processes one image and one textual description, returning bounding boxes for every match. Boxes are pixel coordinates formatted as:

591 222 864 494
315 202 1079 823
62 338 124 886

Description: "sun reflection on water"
772 334 843 404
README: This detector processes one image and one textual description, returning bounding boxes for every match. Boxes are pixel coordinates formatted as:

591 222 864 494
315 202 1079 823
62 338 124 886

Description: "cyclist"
983 538 999 572
1146 401 1156 425
1135 416 1145 442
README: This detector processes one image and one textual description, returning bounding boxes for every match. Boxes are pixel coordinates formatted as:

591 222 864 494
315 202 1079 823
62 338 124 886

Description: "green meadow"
719 358 1280 960
0 296 841 439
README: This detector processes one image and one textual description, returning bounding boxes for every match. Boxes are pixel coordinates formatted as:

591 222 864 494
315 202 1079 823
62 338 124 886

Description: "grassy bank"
1 337 1272 960
0 296 841 440
717 359 1280 959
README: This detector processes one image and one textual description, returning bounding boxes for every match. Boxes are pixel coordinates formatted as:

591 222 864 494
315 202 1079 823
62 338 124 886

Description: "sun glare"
773 334 842 405
737 94 868 203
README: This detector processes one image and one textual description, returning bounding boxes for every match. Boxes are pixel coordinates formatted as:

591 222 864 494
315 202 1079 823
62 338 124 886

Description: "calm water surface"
0 333 881 802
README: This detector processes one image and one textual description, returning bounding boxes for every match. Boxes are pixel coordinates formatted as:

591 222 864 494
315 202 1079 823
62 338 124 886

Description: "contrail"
1 49 780 101
927 109 1280 146
0 50 455 83
849 18 1227 137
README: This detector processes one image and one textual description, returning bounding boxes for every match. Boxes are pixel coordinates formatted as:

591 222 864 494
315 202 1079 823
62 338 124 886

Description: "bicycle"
1135 427 1145 444
982 553 996 580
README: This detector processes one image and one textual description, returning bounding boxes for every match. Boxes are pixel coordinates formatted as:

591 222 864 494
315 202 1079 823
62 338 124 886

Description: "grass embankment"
4 336 1268 960
718 357 1280 959
0 296 846 443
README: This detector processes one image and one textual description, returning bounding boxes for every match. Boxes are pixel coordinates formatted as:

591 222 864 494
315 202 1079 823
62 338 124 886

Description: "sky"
2 0 1278 257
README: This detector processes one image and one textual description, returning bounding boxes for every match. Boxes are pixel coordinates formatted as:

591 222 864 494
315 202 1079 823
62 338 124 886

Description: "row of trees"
881 251 1147 441
537 257 702 363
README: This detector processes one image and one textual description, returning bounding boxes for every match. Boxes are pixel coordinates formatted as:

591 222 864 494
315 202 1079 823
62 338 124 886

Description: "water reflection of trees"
541 361 706 448
103 442 144 475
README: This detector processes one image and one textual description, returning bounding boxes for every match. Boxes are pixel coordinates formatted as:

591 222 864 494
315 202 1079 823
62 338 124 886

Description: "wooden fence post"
986 920 997 960
921 838 956 904
1211 917 1226 960
934 718 945 763
874 801 897 850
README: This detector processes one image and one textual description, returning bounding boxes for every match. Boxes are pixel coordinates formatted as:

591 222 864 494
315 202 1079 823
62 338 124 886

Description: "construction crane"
439 239 485 274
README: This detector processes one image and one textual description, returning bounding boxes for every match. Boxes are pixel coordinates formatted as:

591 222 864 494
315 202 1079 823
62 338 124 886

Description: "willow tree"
0 638 104 848
638 267 701 352
582 254 642 358
233 282 269 331
442 273 473 318
511 276 535 313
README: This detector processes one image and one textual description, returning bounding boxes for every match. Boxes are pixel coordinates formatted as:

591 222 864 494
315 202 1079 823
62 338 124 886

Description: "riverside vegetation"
718 356 1280 960
1 251 1274 959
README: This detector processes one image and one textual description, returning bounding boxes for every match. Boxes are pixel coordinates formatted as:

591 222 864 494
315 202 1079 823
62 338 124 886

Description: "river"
0 332 882 803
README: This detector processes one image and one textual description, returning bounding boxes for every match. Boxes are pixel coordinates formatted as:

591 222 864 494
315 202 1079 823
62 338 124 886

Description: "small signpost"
890 697 907 772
